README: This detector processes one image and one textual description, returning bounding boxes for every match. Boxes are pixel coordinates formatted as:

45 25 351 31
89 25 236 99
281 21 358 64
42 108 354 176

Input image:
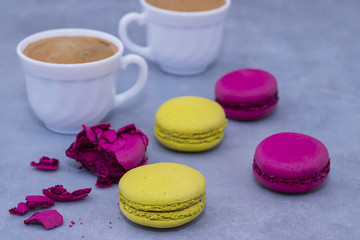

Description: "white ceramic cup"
17 28 148 134
119 0 231 75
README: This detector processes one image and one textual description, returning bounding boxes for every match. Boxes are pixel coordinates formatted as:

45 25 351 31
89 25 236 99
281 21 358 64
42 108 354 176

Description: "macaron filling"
120 193 205 212
216 93 279 112
154 121 227 144
119 193 206 221
253 160 330 185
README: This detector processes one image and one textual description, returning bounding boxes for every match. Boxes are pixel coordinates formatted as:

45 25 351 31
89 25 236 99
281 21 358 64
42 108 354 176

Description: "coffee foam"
145 0 226 12
23 36 118 64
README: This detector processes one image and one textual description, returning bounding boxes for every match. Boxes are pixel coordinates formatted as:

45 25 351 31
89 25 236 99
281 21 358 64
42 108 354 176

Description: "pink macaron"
215 69 278 120
253 132 330 193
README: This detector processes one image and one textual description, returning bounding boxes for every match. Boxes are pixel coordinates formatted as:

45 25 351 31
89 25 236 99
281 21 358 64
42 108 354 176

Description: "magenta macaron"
215 69 278 120
253 132 330 193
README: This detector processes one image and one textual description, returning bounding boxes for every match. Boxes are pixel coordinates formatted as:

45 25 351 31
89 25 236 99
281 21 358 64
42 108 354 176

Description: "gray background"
1 0 359 239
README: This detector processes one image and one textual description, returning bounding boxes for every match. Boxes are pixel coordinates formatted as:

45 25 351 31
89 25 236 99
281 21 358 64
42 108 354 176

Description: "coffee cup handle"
119 12 152 59
114 54 148 108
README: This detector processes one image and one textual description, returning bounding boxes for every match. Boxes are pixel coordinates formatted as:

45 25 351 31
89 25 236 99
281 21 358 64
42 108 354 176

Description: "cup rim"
17 28 124 68
140 0 231 16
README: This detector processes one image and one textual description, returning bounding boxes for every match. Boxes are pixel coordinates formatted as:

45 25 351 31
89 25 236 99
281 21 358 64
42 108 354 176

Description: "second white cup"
119 0 231 75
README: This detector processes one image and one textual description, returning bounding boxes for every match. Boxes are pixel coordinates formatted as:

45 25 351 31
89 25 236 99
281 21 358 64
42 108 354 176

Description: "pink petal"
9 195 54 216
30 156 59 170
24 210 63 229
25 195 55 209
43 185 91 201
9 202 29 216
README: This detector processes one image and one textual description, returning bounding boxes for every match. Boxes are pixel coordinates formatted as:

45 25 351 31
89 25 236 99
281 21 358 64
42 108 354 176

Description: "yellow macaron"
118 162 206 228
154 96 227 152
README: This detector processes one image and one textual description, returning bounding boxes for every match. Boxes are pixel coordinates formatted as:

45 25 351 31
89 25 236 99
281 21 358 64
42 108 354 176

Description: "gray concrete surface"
0 0 359 239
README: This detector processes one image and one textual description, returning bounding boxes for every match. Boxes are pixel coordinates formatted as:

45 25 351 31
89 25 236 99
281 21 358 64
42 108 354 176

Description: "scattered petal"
9 196 54 216
9 202 29 216
26 195 55 209
30 156 59 170
24 210 63 229
43 185 91 202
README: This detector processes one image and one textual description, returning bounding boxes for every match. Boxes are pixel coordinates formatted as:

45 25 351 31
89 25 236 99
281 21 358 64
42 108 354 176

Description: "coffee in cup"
145 0 226 12
23 36 118 64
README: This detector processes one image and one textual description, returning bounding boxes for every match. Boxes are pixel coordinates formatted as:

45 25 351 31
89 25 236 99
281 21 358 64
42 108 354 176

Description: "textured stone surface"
1 0 360 239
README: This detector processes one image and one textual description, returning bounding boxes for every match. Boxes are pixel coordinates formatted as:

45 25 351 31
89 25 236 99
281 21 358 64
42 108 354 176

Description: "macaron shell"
155 96 226 134
253 132 330 193
118 163 206 228
215 69 278 104
119 201 204 228
254 132 329 179
119 163 206 206
155 96 227 151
